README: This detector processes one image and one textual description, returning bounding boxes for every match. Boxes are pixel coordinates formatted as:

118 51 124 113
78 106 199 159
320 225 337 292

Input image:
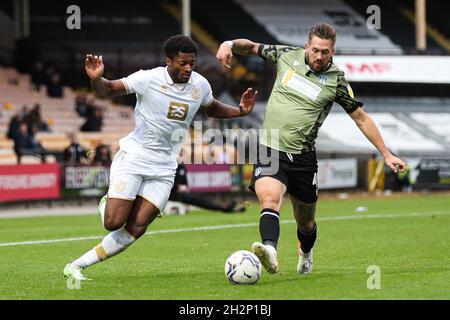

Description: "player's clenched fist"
85 54 104 81
216 42 233 69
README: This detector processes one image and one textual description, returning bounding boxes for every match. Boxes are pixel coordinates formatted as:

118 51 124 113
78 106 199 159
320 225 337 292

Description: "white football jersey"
119 67 214 169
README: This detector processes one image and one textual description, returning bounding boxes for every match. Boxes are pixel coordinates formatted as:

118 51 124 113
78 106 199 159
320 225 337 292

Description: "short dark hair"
308 22 337 44
163 35 198 59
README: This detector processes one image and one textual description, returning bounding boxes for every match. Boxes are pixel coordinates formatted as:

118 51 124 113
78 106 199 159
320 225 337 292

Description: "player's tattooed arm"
217 40 300 68
216 39 260 69
204 88 258 118
231 39 261 56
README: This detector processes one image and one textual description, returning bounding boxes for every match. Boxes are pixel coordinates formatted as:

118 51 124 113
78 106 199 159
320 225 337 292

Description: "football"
224 250 262 285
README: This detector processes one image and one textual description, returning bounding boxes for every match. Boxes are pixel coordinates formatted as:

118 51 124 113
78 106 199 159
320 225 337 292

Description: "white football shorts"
107 149 176 211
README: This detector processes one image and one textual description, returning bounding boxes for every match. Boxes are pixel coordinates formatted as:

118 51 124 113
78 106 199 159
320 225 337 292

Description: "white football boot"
297 243 313 275
252 242 279 274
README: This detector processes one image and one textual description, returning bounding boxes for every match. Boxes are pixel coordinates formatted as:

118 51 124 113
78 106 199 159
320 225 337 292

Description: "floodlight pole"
415 0 426 51
23 0 29 37
182 0 191 37
12 0 30 39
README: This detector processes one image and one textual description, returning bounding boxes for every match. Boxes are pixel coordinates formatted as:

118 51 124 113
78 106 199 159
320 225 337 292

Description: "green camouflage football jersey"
258 44 363 153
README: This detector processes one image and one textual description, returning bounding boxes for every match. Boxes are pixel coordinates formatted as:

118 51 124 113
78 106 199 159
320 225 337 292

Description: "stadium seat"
234 0 403 54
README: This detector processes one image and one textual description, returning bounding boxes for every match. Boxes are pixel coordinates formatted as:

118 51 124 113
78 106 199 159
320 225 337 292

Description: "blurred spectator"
31 61 46 91
63 133 89 164
93 144 112 166
81 106 103 132
75 94 89 117
47 72 63 98
26 103 50 133
7 106 28 140
13 122 47 164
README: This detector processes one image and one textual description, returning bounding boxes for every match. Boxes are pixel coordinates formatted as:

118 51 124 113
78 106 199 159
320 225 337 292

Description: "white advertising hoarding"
333 56 450 83
318 158 357 189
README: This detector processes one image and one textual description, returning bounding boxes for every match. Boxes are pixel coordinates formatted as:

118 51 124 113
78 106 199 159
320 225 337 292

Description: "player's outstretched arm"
204 88 258 118
85 54 127 98
216 39 260 69
349 107 406 173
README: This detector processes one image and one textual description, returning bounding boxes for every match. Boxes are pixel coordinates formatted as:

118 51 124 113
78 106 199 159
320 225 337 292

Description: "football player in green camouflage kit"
216 22 406 275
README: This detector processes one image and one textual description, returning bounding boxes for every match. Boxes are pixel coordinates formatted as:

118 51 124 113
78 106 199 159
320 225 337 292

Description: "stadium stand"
0 10 14 65
234 0 403 54
0 65 134 164
0 0 237 108
29 1 178 43
320 112 445 154
1 0 185 88
410 113 450 144
422 0 450 41
344 0 447 54
189 0 277 44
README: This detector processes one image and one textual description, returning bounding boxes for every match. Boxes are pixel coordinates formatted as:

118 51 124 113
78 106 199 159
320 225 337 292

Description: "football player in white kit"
63 35 258 280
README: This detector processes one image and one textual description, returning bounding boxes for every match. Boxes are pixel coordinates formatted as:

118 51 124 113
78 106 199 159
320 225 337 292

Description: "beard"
306 53 331 73
312 62 323 72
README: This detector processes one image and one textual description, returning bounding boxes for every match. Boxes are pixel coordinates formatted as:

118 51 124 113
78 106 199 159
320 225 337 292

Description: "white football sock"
72 227 136 269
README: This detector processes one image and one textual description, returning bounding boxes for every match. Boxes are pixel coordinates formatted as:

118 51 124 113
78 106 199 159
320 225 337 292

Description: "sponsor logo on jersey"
319 75 328 85
282 68 322 101
167 102 189 121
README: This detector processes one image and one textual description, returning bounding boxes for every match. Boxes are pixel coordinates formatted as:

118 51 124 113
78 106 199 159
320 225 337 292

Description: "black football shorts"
249 144 318 203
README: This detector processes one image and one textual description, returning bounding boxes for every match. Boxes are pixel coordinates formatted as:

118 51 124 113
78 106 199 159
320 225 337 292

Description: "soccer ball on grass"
224 250 261 285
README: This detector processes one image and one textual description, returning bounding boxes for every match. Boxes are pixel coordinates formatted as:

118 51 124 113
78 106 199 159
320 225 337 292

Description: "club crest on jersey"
318 75 328 85
161 85 168 93
191 87 200 100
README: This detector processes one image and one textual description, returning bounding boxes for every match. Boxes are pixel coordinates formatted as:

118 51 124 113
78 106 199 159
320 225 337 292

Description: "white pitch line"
0 210 449 248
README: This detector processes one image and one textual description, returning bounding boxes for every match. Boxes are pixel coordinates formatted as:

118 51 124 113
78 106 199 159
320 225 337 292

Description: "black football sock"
297 223 317 254
259 208 280 249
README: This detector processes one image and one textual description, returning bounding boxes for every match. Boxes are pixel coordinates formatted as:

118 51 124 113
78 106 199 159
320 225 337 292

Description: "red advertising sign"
185 164 232 192
0 164 60 202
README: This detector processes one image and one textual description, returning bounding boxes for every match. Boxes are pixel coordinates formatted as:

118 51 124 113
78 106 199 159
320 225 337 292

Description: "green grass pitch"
0 193 449 300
